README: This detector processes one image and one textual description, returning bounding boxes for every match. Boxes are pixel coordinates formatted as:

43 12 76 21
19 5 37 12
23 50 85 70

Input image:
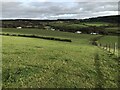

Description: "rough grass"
1 28 119 88
2 35 119 88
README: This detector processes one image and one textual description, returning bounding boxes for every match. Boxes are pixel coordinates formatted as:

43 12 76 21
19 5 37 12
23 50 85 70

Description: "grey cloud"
74 0 119 2
1 1 118 19
77 2 118 12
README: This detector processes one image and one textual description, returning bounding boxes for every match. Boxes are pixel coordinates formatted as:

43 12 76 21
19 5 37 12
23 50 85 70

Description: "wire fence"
97 42 118 56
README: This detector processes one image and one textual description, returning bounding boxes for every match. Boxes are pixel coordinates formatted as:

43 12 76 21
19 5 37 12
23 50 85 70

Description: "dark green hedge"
0 33 72 42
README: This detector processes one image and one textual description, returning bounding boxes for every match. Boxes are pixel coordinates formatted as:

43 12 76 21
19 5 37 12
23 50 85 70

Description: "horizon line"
0 15 119 20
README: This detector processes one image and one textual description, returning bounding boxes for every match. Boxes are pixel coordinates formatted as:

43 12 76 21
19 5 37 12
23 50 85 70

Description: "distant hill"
80 15 120 23
1 15 120 23
1 15 119 35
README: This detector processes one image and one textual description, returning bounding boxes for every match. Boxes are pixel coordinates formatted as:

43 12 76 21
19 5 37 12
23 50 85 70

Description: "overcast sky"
1 0 119 19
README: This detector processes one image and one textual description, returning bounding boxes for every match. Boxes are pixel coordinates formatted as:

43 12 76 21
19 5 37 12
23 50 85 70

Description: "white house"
51 28 55 31
90 32 98 35
16 27 22 29
76 31 82 34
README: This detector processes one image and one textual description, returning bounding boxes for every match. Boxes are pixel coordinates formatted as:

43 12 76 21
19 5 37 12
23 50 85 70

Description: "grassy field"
105 27 119 34
81 22 112 27
1 28 101 45
1 28 119 88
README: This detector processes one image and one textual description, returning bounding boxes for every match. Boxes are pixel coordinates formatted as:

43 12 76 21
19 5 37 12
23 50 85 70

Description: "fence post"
105 44 107 50
113 42 117 54
98 43 100 47
99 43 101 47
103 44 104 49
108 44 110 52
115 42 117 54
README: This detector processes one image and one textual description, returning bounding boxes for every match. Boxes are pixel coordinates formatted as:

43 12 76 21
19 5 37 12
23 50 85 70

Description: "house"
76 31 82 34
16 27 22 29
51 28 55 31
90 32 98 35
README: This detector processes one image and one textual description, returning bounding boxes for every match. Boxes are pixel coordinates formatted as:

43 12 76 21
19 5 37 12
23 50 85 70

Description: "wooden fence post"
98 42 117 55
105 44 107 50
113 43 117 54
115 42 117 54
108 44 110 52
102 44 104 49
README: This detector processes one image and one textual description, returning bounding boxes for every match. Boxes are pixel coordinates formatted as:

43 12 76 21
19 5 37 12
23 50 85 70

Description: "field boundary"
0 33 72 42
97 42 118 56
91 35 118 56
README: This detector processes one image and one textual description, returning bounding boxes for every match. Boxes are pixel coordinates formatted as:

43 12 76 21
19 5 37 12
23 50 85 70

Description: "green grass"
67 24 88 28
82 22 112 27
1 28 119 88
2 34 119 88
105 27 119 34
1 28 88 38
1 28 101 45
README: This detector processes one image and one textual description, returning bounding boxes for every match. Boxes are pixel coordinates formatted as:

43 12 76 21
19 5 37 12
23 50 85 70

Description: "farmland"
1 28 101 45
1 27 119 88
81 22 112 27
1 15 119 88
2 15 119 35
104 27 119 35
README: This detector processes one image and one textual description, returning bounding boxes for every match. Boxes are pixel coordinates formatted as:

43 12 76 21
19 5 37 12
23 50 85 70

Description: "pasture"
105 27 119 35
81 22 112 27
1 28 119 88
1 28 101 45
